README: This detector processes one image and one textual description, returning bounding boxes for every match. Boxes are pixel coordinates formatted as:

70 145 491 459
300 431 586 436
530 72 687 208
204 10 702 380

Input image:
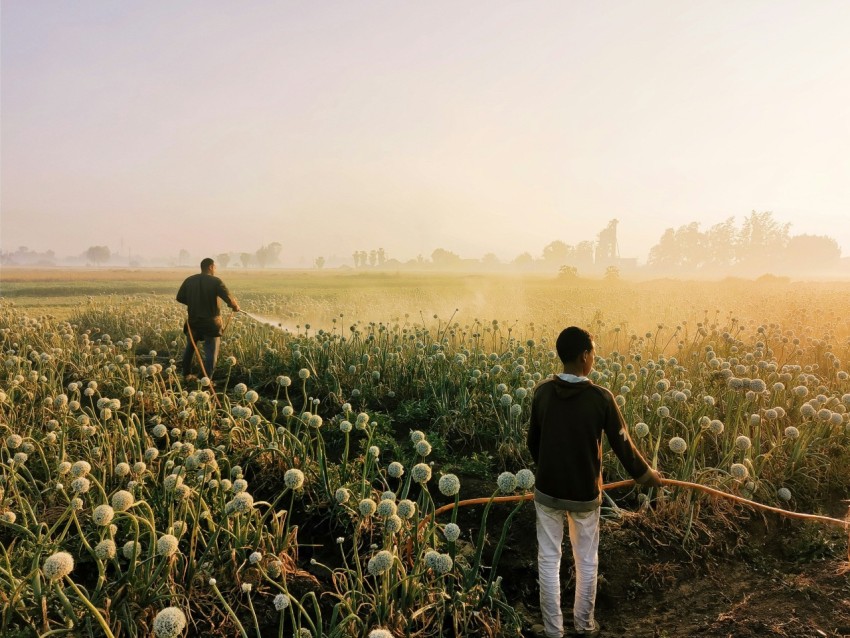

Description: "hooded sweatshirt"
527 375 653 511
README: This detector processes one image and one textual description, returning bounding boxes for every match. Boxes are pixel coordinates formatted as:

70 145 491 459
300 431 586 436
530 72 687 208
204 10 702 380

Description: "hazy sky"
2 1 849 266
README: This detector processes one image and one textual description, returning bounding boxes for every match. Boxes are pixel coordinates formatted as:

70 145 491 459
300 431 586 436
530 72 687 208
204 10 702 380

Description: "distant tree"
239 252 254 269
85 245 111 266
178 248 191 266
431 248 461 268
703 217 737 272
314 256 325 269
604 265 621 281
377 248 386 266
737 211 790 268
255 242 282 268
481 252 501 268
368 250 377 267
541 240 572 266
215 253 231 269
558 265 579 280
575 241 595 268
647 223 705 270
783 234 841 271
512 252 534 268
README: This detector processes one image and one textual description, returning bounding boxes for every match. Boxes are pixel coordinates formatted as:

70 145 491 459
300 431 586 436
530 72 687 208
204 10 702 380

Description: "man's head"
556 326 594 375
200 258 215 274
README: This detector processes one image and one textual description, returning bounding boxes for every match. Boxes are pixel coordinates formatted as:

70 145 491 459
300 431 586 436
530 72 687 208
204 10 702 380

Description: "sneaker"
570 621 601 637
528 625 555 638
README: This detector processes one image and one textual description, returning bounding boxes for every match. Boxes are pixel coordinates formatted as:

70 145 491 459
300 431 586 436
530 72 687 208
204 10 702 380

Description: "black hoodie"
527 376 653 510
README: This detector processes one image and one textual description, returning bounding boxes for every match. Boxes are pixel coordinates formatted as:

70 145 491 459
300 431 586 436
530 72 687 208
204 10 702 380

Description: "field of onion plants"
0 274 849 637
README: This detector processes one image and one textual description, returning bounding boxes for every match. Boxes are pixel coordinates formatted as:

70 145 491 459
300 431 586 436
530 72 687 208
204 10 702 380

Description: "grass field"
1 268 849 637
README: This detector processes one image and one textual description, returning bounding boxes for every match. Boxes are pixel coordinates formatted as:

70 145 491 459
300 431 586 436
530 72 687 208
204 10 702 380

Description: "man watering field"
528 327 663 637
177 257 240 381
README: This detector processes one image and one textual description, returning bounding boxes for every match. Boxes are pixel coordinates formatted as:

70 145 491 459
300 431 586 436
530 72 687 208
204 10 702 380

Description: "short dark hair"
200 258 215 271
556 326 593 364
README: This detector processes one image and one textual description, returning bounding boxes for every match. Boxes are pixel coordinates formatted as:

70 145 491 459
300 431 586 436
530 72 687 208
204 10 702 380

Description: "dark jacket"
176 273 238 337
527 376 652 510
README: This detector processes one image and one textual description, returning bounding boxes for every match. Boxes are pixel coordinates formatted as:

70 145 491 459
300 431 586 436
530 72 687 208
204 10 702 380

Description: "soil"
446 480 850 638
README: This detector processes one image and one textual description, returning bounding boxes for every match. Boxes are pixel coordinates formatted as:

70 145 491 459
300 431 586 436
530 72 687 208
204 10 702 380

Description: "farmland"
0 268 849 638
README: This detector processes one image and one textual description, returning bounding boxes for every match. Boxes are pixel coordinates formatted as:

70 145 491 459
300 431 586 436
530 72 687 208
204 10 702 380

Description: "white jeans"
535 502 600 637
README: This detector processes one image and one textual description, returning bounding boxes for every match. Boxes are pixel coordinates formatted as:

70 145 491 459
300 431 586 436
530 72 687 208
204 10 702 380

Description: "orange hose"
426 478 848 529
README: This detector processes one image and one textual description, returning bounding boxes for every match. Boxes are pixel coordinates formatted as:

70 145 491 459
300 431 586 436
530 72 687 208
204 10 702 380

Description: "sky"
2 0 849 266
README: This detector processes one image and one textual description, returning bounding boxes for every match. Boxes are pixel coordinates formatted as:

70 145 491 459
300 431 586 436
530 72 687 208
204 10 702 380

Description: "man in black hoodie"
177 257 240 381
527 326 662 637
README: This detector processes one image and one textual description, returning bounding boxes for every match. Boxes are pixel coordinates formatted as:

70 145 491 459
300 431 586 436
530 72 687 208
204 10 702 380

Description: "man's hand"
640 469 664 489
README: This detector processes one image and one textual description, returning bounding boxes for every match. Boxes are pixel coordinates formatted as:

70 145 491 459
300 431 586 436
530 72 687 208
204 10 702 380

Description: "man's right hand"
641 469 664 489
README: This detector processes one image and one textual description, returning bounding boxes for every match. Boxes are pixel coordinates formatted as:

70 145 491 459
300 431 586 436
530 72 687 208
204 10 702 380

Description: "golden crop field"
1 268 848 638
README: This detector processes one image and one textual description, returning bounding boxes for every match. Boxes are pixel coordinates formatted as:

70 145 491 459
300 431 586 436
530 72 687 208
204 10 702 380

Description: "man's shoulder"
532 376 556 393
587 383 615 400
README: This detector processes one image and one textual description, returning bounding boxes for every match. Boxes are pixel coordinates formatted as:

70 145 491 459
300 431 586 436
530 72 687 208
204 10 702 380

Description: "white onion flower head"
730 463 748 480
225 492 254 515
95 539 117 560
516 468 535 490
359 499 377 517
234 383 247 396
274 593 291 611
339 420 352 433
335 488 350 504
384 514 403 534
367 550 393 575
634 422 650 438
122 540 141 559
157 534 180 557
368 445 380 458
276 375 291 387
377 500 397 517
298 368 310 379
43 551 75 580
709 420 724 435
497 472 517 493
244 390 259 404
784 426 800 440
71 460 92 477
284 468 305 490
92 504 115 526
438 473 461 496
735 435 752 451
71 477 91 494
114 462 130 478
409 430 426 443
233 478 249 493
414 440 432 456
387 461 404 478
434 553 453 575
152 607 187 638
777 487 792 501
369 630 394 638
443 523 461 542
397 499 416 519
411 463 432 484
668 437 687 455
